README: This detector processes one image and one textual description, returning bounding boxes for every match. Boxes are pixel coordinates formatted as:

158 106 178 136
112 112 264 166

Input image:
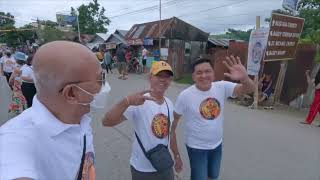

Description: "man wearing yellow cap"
102 61 175 180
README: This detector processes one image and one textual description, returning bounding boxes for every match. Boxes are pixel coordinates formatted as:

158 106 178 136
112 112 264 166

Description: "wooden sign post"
264 13 304 104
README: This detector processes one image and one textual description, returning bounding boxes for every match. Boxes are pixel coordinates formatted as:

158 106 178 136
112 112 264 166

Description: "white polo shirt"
0 96 95 180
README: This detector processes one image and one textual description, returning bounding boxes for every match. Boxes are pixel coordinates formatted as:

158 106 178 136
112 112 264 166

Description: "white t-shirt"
174 81 237 150
124 94 174 172
0 96 95 180
2 56 16 73
21 64 34 82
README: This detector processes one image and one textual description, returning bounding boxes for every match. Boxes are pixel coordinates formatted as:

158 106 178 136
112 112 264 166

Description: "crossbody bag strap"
135 98 171 155
76 135 86 180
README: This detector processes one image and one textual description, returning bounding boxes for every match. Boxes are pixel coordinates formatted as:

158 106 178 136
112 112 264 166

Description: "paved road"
1 73 320 180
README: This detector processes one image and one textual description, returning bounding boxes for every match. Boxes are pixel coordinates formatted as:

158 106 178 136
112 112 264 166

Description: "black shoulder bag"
135 99 174 172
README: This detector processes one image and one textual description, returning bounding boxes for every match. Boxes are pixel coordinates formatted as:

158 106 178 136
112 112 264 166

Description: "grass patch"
175 74 193 84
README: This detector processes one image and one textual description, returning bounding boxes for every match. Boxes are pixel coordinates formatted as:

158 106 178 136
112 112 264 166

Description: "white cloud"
0 0 282 34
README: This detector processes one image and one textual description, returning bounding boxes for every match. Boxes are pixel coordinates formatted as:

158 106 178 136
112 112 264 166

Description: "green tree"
264 9 293 22
0 12 37 47
298 0 320 61
298 0 320 38
71 0 111 34
39 26 64 43
0 12 15 30
211 28 252 42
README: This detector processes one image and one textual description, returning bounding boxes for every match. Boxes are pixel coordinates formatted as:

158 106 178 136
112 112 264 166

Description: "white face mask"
74 82 111 109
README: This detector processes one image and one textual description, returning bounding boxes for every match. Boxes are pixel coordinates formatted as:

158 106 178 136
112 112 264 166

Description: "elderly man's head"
33 41 103 121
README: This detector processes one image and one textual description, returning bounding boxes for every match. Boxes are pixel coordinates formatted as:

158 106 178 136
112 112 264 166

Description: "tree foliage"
298 0 320 40
0 12 37 47
39 26 64 43
0 12 15 30
264 9 293 22
71 0 110 34
211 28 252 42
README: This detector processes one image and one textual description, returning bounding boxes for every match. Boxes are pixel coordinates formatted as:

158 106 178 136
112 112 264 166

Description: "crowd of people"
0 40 317 180
92 45 147 80
0 46 37 116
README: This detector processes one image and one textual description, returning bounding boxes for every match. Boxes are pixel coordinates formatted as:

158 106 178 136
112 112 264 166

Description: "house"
125 16 209 78
104 29 128 49
85 33 109 50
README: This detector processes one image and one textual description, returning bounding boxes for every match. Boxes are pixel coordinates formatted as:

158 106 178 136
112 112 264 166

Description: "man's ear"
62 84 78 104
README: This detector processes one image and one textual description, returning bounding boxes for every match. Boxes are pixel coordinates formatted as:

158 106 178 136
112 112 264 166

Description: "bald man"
0 41 105 180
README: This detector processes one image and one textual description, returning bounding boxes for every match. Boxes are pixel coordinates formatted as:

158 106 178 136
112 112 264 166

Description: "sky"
0 0 283 34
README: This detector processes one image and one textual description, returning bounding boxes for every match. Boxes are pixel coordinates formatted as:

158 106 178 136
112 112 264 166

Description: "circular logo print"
199 97 221 120
151 113 169 139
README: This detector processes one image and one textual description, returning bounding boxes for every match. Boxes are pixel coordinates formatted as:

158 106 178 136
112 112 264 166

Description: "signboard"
160 48 169 60
282 0 299 11
105 42 117 50
264 13 304 62
247 28 269 75
143 38 153 45
127 39 143 46
56 14 77 26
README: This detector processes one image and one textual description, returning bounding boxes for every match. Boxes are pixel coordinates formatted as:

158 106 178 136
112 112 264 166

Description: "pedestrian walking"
116 46 128 80
104 49 113 74
103 61 175 180
20 54 37 108
142 46 148 73
301 69 320 125
9 52 28 115
1 51 16 88
8 52 28 115
170 57 254 180
0 41 110 180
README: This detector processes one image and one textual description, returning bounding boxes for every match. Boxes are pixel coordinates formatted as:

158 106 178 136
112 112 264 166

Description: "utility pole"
253 16 260 109
76 11 81 43
159 0 162 58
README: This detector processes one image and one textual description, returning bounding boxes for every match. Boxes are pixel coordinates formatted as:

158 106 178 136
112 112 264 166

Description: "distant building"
125 16 209 78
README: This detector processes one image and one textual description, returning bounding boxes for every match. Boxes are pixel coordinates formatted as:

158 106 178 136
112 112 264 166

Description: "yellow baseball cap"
150 61 173 76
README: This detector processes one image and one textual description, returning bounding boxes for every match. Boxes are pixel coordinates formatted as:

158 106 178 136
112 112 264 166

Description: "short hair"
191 58 213 73
26 54 33 66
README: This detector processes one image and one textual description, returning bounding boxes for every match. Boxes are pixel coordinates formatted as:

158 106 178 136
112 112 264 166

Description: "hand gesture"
174 156 183 173
305 70 310 75
223 55 248 82
126 90 156 106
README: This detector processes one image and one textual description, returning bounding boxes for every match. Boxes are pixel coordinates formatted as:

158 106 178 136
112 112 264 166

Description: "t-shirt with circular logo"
175 81 237 150
199 97 221 120
124 94 173 172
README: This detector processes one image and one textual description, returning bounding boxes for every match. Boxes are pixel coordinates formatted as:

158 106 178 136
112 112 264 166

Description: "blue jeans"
186 144 222 180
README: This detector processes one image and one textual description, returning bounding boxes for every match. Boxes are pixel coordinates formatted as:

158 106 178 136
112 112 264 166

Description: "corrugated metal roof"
117 30 128 37
96 33 109 41
125 18 172 40
125 17 208 42
208 38 230 47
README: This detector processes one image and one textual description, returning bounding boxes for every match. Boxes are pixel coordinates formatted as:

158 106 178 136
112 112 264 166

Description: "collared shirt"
0 96 95 180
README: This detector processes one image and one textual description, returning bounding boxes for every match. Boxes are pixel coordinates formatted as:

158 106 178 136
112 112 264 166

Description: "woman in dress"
8 52 28 115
